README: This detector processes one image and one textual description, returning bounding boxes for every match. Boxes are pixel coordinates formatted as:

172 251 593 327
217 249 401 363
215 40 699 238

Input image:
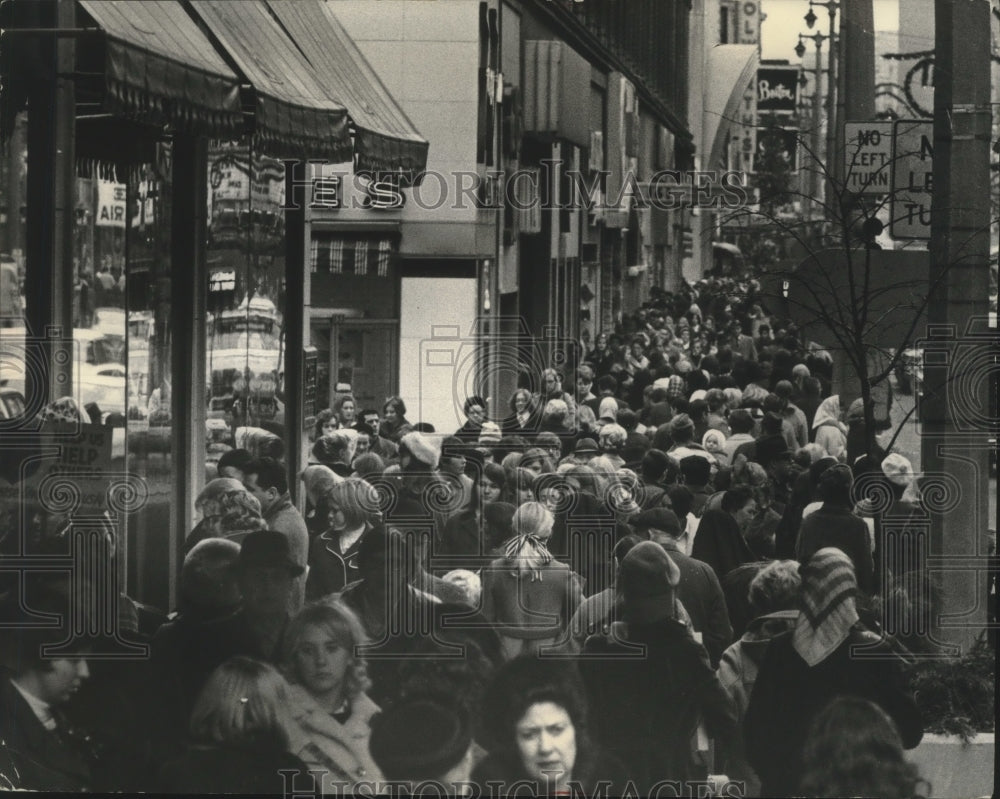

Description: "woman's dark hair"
507 388 535 414
506 467 537 503
313 408 336 440
383 396 407 417
799 696 927 798
480 656 590 755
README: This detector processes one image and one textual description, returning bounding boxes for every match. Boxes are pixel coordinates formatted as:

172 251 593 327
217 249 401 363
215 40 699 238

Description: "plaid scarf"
793 547 860 666
504 534 553 582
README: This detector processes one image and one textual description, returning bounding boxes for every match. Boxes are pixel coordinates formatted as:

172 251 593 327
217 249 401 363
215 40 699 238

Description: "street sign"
890 119 934 240
844 121 892 195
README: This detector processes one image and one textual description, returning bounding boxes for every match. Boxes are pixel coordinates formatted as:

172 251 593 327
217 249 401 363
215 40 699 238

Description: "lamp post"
805 0 840 207
795 31 833 218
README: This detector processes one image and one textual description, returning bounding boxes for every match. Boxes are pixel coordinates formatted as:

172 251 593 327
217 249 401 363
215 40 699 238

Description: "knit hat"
618 541 681 624
478 421 503 445
793 547 860 666
792 363 811 378
574 437 599 455
881 453 914 487
668 413 695 436
629 508 682 537
237 530 304 576
369 699 472 782
400 431 440 471
774 380 795 400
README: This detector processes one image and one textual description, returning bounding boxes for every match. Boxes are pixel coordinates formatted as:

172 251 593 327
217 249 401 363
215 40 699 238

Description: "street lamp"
805 0 839 196
795 30 834 217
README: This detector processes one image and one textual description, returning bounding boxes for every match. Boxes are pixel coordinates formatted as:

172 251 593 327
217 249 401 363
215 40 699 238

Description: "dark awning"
265 0 428 181
77 0 244 136
189 0 352 161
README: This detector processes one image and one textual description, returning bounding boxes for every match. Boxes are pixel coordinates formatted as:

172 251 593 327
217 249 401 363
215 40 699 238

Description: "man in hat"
629 509 733 667
579 541 738 794
571 437 600 464
369 698 474 791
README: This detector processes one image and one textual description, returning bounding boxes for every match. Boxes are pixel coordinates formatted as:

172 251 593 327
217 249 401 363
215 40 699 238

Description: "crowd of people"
3 275 983 796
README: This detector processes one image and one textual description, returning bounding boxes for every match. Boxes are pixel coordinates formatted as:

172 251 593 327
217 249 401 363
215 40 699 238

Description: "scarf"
504 534 553 582
792 547 860 666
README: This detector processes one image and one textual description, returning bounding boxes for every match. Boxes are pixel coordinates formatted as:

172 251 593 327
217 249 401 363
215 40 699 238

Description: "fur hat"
618 541 681 624
629 508 682 537
400 431 440 471
881 453 914 487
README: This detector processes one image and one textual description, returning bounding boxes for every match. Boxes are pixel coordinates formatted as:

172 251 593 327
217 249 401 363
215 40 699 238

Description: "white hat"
881 453 914 487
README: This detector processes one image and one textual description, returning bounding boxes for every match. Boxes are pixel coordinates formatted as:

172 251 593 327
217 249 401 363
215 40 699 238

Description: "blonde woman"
281 601 383 791
481 502 584 659
158 656 307 793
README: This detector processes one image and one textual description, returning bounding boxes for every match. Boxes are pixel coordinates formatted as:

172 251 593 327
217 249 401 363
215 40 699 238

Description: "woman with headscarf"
811 395 847 461
480 502 584 659
744 548 923 797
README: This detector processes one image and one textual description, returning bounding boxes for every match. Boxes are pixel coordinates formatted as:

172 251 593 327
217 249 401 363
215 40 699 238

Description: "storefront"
0 0 426 613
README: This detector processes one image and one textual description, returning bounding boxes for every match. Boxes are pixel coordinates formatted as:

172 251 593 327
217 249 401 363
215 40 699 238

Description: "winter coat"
306 524 375 600
691 509 758 585
580 618 739 795
481 557 583 655
158 742 308 794
285 684 383 791
796 504 875 595
744 626 923 797
653 535 734 667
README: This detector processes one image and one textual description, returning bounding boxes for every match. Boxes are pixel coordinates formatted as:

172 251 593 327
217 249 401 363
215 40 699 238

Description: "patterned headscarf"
665 374 686 401
504 534 553 582
793 547 860 666
40 396 84 425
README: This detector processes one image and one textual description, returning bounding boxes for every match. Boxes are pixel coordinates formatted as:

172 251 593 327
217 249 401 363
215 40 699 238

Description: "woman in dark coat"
472 656 628 797
744 548 923 798
691 487 759 584
305 477 382 600
795 463 875 595
439 462 506 572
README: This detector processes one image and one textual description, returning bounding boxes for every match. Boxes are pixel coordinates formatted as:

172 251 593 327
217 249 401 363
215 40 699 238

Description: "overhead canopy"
705 44 759 170
266 0 428 181
189 0 352 161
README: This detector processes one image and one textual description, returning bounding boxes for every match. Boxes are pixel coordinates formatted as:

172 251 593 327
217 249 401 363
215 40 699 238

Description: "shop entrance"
311 317 398 413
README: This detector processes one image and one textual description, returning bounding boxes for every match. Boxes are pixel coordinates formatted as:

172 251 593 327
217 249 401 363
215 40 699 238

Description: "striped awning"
189 0 352 161
266 0 428 181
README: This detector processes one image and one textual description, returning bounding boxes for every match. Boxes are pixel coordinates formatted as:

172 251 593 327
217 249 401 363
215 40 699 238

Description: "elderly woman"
480 502 583 659
311 429 359 478
597 423 627 470
473 657 627 796
158 656 308 793
811 395 847 461
281 601 383 791
184 478 267 553
306 477 382 600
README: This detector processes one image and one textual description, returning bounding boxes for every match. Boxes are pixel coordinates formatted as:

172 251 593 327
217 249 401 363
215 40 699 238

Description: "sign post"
890 119 934 239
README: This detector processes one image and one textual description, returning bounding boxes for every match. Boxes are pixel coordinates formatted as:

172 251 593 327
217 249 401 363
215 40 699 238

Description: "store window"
206 140 287 465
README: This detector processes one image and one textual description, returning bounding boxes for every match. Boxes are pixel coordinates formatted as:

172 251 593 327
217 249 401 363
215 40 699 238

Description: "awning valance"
77 0 244 136
189 0 352 161
704 44 759 170
265 0 428 181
